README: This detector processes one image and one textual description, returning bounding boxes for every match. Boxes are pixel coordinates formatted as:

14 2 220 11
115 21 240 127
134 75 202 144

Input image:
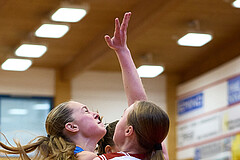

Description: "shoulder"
76 151 97 160
97 152 141 160
97 152 124 160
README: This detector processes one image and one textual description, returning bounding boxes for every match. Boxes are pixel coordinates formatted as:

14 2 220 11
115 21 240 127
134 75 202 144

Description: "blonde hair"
0 102 77 160
127 101 169 160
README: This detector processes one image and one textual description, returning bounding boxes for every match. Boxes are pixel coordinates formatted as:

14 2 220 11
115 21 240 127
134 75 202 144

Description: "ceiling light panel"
8 109 28 115
51 8 87 22
15 44 47 58
33 104 50 110
137 65 164 78
35 24 69 38
177 33 212 47
1 58 32 71
232 0 240 8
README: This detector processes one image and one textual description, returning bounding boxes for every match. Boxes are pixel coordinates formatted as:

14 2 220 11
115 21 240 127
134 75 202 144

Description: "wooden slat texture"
0 0 239 81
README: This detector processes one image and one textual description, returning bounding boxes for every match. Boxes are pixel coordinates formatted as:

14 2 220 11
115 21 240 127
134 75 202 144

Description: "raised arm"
105 12 147 106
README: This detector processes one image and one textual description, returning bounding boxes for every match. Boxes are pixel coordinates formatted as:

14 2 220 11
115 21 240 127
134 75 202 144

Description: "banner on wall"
194 137 231 160
177 103 240 149
177 68 240 160
228 75 240 105
194 134 240 160
177 114 220 148
178 92 203 115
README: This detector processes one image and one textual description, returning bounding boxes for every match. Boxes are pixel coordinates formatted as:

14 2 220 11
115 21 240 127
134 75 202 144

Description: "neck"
70 134 99 152
119 136 146 154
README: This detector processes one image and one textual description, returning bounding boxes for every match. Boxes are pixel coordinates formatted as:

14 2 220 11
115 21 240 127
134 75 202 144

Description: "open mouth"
98 116 103 123
96 117 101 124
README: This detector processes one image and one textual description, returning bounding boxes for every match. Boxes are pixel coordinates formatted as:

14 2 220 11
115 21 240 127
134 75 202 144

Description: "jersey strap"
74 146 84 154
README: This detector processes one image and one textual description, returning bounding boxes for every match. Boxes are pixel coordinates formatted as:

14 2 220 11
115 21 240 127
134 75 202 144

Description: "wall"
176 55 240 160
0 67 55 96
71 71 166 124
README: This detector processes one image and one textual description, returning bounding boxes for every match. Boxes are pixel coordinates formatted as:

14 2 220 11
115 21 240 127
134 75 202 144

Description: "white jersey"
98 152 145 160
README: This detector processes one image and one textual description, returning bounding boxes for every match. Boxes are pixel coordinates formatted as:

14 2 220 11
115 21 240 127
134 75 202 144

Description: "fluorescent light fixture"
35 24 69 38
137 65 164 78
33 104 50 110
51 8 87 22
8 109 28 115
232 0 240 8
1 58 32 71
177 33 212 47
15 44 47 58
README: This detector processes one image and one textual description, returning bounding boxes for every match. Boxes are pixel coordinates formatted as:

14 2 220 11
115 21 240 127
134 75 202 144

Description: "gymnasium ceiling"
0 0 240 83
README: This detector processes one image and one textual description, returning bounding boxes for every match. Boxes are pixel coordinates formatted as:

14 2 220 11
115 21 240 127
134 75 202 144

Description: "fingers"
104 12 131 49
114 18 121 39
104 35 113 48
120 12 131 33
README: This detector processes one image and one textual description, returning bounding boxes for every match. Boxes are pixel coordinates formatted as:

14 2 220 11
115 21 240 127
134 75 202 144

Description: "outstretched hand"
105 12 131 52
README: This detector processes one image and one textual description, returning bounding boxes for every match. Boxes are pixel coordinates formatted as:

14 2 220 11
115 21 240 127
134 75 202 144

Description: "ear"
105 145 113 153
125 125 134 137
65 122 79 133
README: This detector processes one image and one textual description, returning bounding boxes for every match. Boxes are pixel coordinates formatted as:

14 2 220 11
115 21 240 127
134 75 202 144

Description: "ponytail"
38 135 76 160
0 133 77 160
0 133 45 155
151 150 165 160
